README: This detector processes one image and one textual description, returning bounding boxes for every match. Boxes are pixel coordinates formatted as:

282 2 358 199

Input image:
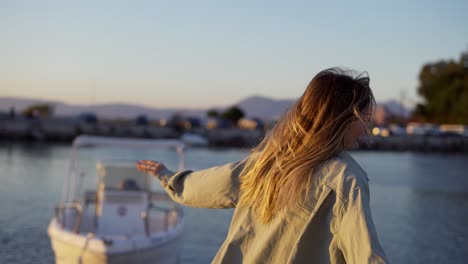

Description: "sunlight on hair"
239 67 376 224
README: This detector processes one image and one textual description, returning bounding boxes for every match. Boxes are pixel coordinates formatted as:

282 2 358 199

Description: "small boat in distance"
48 135 185 263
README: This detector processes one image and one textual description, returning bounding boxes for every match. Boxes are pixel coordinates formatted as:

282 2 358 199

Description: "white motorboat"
48 135 185 264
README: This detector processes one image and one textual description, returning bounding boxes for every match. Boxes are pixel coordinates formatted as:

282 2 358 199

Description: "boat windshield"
97 160 151 191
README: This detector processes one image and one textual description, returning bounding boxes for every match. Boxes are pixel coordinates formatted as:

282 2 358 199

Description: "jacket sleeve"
154 156 249 208
337 182 389 264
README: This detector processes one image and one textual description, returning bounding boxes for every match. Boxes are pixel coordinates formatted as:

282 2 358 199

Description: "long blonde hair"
239 68 375 224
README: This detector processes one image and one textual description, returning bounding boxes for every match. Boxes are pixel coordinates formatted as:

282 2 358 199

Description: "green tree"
222 106 245 125
22 103 54 117
207 109 219 118
414 50 468 124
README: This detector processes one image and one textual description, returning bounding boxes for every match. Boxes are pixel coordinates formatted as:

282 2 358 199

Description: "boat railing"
55 202 83 234
55 190 183 237
143 204 183 237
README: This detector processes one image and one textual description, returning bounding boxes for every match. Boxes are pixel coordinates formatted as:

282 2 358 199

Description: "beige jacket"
156 151 389 264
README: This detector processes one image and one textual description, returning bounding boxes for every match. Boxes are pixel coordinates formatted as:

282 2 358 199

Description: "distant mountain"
54 103 206 120
0 97 206 119
0 96 412 121
235 95 295 120
0 97 62 113
234 97 413 121
0 95 294 121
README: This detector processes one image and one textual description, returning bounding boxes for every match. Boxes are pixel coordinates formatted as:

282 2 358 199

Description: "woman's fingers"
138 160 155 165
135 160 164 176
137 160 157 167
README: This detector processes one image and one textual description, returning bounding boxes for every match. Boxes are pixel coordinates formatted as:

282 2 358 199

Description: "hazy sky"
1 0 467 109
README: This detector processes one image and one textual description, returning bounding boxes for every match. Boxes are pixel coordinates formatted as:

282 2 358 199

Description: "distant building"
372 103 410 125
156 118 167 127
185 117 202 129
135 115 149 126
206 118 231 129
406 122 439 136
439 124 466 136
238 118 264 130
388 124 406 136
76 113 98 124
166 115 202 131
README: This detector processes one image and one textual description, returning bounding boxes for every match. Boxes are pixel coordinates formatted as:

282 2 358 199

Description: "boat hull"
48 220 183 264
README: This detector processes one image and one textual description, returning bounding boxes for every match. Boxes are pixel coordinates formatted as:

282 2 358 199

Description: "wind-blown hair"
239 68 375 224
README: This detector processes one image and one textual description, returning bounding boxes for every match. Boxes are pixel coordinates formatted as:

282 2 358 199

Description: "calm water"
1 142 468 264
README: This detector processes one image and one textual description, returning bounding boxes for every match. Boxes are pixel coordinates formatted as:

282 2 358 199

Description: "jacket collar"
336 150 369 182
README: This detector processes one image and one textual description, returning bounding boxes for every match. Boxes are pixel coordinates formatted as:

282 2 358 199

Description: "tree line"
207 106 245 124
413 49 468 124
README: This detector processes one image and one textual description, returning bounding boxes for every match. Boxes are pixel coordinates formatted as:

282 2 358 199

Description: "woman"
136 68 389 264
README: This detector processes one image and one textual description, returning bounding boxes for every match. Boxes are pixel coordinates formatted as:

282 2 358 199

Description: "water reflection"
0 146 467 263
352 151 468 264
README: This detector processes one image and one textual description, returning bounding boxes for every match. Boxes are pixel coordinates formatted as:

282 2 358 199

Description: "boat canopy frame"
62 135 186 204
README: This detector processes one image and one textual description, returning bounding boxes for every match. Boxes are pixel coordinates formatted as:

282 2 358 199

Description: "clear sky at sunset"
1 0 467 109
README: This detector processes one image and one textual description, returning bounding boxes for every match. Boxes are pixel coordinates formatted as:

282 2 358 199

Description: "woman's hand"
136 160 167 176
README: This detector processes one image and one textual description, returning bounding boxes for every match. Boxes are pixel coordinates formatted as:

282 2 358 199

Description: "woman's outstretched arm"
136 157 249 208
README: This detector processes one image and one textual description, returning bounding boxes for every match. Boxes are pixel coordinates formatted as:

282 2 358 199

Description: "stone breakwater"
1 118 468 152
